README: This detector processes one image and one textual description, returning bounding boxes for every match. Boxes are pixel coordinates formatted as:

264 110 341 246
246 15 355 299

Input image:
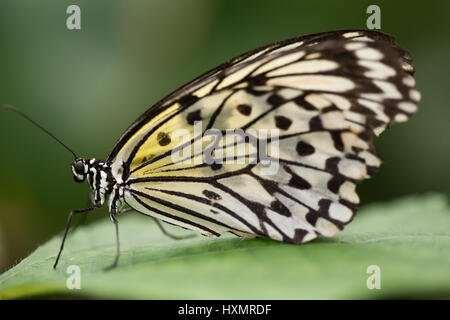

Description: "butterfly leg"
104 211 120 271
153 218 196 240
119 207 195 240
68 193 95 235
53 204 101 269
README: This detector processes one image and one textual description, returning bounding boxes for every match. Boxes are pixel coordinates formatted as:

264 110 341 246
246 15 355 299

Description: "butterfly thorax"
71 158 116 207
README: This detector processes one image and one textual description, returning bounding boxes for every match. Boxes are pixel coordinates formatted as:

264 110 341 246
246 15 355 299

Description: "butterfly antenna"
4 104 78 158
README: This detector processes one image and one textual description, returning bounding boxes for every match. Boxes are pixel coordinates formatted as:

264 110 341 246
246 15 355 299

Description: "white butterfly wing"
109 30 419 242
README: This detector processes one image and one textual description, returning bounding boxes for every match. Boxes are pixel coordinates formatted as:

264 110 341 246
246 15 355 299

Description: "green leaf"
1 193 449 299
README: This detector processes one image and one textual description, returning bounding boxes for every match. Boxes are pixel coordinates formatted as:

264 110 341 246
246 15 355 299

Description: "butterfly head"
71 158 89 183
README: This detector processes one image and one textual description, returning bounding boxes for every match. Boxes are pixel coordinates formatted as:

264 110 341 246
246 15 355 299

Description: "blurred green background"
0 0 448 273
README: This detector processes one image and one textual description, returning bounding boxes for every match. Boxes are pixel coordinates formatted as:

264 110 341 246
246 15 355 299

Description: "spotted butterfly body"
71 29 419 248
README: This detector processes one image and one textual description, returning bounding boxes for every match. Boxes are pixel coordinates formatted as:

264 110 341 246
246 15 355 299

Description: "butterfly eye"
73 161 86 175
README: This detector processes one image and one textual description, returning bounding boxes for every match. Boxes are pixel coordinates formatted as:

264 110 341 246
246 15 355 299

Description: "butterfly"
6 29 420 270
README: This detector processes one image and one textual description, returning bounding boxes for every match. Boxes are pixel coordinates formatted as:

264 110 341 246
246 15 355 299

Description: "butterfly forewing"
108 30 420 243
